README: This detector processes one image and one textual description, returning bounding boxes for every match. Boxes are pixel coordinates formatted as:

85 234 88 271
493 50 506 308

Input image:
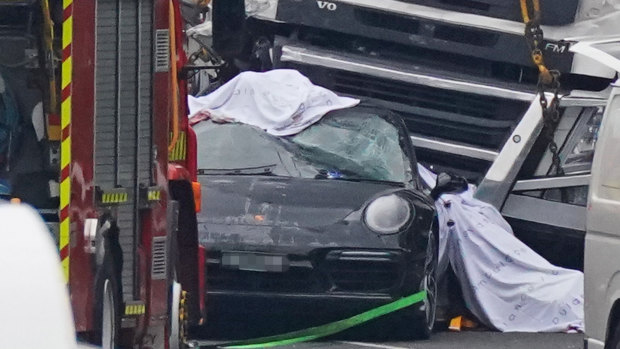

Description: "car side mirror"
429 172 469 201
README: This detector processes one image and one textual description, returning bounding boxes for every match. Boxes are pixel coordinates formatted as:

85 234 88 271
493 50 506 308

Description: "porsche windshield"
194 113 411 183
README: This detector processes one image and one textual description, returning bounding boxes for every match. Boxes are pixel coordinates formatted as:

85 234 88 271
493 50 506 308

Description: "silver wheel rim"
102 279 115 349
169 281 182 349
424 274 437 331
423 229 437 332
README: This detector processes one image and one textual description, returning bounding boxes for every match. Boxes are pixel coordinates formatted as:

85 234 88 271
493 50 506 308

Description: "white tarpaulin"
418 165 584 332
187 69 359 136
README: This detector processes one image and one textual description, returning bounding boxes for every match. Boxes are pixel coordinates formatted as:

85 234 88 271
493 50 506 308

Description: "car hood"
197 175 409 252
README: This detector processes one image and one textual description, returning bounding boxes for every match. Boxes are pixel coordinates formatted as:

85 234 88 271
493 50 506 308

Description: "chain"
521 0 564 176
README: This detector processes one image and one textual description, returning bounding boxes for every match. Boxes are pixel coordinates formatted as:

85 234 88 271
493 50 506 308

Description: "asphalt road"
295 332 583 349
193 297 584 349
194 332 584 349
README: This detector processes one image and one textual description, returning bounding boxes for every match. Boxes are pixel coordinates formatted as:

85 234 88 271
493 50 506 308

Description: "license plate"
221 252 289 272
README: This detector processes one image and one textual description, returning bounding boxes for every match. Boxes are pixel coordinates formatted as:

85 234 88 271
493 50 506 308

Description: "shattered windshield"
194 112 410 183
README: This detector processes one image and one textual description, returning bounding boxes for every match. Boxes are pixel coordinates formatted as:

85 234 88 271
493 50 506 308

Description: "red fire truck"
0 0 203 348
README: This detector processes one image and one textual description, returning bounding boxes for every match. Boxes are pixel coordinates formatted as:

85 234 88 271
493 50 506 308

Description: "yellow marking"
61 136 71 169
60 0 73 285
125 304 145 315
61 56 72 90
60 179 70 208
169 131 187 161
148 190 161 201
101 191 128 204
60 217 70 283
61 257 69 283
61 96 71 128
180 132 186 159
60 220 70 243
62 15 73 49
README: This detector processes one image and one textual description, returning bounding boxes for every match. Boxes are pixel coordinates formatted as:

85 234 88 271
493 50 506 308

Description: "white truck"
210 0 620 270
581 38 620 349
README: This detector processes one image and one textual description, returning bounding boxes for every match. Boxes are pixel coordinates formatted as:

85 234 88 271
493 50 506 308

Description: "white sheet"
188 69 360 136
418 165 584 332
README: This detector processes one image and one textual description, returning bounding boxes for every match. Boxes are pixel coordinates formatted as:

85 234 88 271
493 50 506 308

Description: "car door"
579 38 620 349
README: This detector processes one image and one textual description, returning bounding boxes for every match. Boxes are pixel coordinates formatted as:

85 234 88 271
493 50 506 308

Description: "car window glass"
291 113 408 183
194 113 410 183
194 121 293 176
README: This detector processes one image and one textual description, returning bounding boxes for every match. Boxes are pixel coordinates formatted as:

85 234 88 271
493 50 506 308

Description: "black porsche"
194 103 438 337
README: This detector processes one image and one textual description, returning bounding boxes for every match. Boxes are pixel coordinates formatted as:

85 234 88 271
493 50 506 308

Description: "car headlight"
560 106 603 175
245 0 278 20
364 194 413 234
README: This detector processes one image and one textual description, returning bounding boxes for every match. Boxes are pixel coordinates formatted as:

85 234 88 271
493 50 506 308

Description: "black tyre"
608 320 620 349
415 224 439 339
169 271 187 349
94 260 121 349
169 181 201 326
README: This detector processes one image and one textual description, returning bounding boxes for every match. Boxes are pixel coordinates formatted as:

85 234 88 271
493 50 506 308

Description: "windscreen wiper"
314 169 402 185
198 164 277 175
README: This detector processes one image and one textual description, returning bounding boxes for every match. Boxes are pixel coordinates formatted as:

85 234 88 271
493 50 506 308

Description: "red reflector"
192 181 201 213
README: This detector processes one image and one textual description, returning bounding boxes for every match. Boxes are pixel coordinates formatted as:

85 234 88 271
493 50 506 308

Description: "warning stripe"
168 131 187 161
100 191 129 204
125 304 146 315
147 189 161 201
59 0 73 283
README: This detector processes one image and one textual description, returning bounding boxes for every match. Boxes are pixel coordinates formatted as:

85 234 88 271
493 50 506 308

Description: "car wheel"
608 320 620 349
416 225 439 339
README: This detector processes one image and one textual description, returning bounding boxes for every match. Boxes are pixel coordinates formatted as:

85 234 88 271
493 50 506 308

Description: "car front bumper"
203 247 426 316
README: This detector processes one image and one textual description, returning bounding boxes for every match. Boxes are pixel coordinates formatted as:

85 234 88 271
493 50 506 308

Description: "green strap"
203 290 426 349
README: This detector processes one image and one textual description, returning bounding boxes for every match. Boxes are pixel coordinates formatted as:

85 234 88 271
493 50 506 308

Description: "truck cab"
211 0 619 270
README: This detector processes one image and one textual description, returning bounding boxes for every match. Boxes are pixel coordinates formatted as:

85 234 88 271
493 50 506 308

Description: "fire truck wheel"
169 280 184 349
94 260 121 349
102 279 118 349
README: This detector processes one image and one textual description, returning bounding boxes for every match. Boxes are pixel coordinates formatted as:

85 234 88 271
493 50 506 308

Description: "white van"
579 39 620 349
0 203 78 349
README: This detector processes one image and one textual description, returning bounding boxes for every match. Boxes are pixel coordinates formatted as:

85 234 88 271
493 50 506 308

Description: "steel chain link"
522 1 564 176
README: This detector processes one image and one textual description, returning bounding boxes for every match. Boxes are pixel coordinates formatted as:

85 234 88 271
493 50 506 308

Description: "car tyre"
607 320 620 349
415 224 439 339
